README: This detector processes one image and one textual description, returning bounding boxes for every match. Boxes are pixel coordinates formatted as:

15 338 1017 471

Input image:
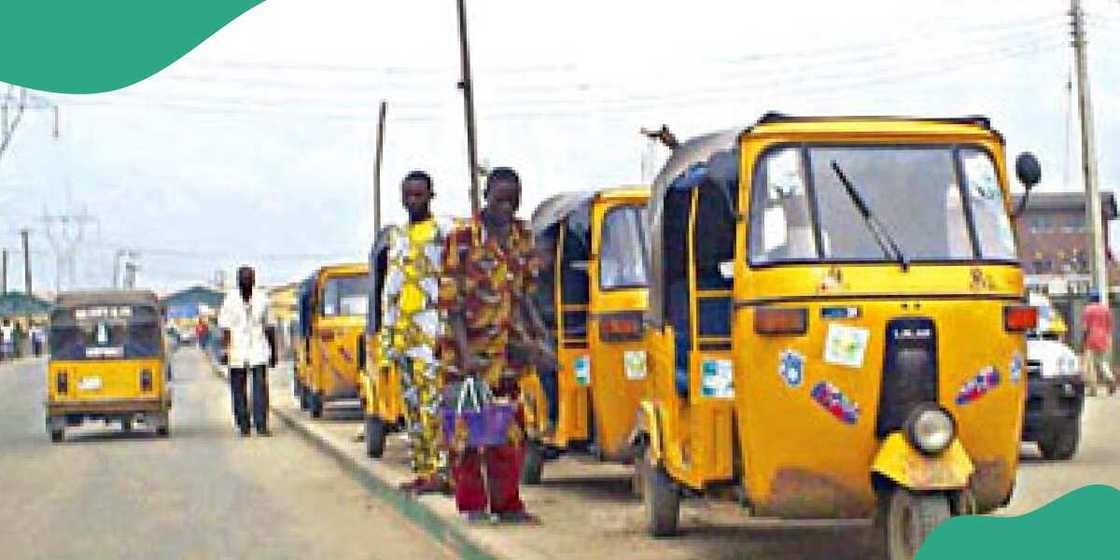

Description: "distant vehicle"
1023 293 1084 460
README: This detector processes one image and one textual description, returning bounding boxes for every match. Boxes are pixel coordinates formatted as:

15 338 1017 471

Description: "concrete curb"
208 357 546 560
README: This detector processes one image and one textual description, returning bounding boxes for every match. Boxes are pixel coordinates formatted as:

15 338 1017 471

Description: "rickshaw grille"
876 318 938 438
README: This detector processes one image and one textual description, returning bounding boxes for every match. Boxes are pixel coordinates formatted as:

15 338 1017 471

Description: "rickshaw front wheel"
877 487 950 560
641 447 680 537
365 415 386 458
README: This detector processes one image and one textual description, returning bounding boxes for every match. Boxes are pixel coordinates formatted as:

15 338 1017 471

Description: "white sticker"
823 324 870 369
574 355 591 386
701 359 734 399
78 376 102 391
624 351 647 380
85 346 124 359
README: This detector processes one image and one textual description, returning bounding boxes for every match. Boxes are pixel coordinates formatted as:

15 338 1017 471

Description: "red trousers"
451 376 526 514
452 443 526 514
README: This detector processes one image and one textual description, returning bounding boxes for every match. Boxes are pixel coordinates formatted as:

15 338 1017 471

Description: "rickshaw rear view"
46 291 171 441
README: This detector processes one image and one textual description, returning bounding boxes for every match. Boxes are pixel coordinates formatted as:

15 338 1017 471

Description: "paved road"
0 350 451 560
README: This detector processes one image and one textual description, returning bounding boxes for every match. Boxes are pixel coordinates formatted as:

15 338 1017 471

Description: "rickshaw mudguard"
871 433 974 490
629 401 664 462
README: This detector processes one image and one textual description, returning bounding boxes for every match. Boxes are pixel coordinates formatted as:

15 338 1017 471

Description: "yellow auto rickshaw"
296 263 370 418
357 227 405 458
45 290 171 441
632 114 1039 559
518 187 651 484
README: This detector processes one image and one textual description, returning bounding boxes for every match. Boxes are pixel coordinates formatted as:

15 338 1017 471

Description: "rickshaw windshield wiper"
829 160 910 271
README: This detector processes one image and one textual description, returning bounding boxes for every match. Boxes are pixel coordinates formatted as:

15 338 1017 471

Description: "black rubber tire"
641 447 680 537
121 418 133 432
156 412 170 438
50 428 64 443
521 441 545 485
1038 418 1080 460
310 393 323 418
876 488 951 560
365 415 386 458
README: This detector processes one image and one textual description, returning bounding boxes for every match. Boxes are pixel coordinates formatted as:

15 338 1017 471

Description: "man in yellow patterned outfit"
380 170 450 494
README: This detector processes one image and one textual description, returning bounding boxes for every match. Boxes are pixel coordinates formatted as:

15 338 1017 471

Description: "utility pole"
42 208 97 293
20 229 31 296
0 86 60 164
373 100 387 235
455 0 482 216
1071 0 1109 305
2 249 7 295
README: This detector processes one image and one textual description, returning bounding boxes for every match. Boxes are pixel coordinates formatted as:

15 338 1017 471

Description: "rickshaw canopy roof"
531 191 597 236
54 290 160 310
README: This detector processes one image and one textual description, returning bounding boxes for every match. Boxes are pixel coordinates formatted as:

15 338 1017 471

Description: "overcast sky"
2 0 1119 294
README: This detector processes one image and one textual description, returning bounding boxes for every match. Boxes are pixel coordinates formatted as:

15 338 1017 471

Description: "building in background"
1013 192 1119 353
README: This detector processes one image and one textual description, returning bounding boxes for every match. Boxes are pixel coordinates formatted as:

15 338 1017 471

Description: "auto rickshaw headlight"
906 406 955 455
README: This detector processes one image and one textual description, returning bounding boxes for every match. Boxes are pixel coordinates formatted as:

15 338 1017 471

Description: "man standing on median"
378 170 452 494
438 167 555 523
218 265 277 437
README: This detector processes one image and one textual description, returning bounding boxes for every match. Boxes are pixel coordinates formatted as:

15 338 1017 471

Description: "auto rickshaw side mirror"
1012 152 1041 218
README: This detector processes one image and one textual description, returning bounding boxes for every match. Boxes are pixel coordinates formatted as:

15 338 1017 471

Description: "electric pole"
20 228 30 295
373 100 387 235
2 249 7 295
455 0 482 216
0 86 60 164
1071 0 1109 305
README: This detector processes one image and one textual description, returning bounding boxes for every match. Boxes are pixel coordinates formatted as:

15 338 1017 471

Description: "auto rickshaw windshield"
321 275 370 317
750 145 1017 265
600 204 650 290
49 305 162 360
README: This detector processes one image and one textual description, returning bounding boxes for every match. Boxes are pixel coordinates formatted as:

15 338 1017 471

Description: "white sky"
2 0 1119 293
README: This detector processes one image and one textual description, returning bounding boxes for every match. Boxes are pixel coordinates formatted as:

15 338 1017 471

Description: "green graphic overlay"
919 485 1120 559
0 1 263 93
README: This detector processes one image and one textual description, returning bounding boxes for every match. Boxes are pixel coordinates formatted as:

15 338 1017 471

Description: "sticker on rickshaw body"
701 359 734 398
574 355 591 386
1009 353 1024 384
85 346 124 359
778 350 805 388
955 366 1000 405
823 324 870 368
624 351 647 380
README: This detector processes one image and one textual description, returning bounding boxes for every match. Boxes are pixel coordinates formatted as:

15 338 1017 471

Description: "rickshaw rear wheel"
310 393 324 418
50 428 64 443
641 447 680 537
365 415 386 458
1038 419 1080 460
156 412 171 438
521 441 545 485
299 385 310 411
121 418 133 432
876 487 950 560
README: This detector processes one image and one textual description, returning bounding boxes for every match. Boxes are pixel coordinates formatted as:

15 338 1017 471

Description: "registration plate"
79 376 102 391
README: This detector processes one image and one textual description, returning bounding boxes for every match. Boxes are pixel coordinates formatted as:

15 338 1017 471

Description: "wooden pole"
456 0 481 216
373 100 387 235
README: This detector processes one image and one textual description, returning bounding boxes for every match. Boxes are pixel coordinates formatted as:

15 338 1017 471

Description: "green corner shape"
919 485 1120 559
0 1 264 94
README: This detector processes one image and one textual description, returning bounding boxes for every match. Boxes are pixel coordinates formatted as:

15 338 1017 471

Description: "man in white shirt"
218 266 277 436
0 319 14 361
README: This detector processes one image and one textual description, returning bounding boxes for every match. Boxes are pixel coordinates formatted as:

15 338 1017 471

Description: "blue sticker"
779 350 805 388
1009 353 1023 384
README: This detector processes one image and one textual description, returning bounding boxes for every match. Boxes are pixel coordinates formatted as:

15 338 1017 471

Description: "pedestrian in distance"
218 265 278 436
1080 300 1115 396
